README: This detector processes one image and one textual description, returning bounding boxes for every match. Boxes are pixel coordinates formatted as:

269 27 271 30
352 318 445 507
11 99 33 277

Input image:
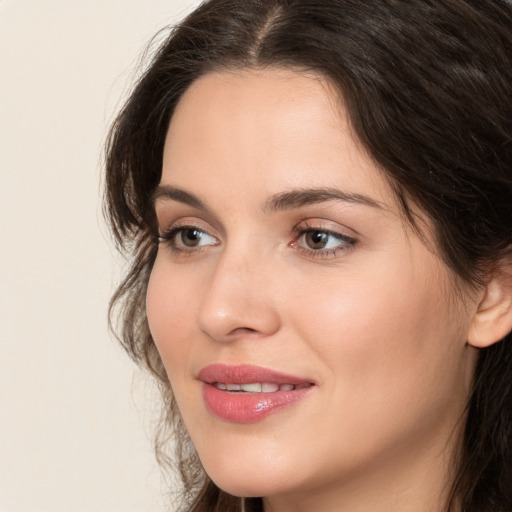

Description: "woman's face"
147 69 478 508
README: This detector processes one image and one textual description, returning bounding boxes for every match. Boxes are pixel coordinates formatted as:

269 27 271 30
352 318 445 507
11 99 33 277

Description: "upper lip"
198 364 314 386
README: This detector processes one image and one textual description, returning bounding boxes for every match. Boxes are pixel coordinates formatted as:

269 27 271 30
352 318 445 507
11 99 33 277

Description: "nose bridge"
198 237 280 341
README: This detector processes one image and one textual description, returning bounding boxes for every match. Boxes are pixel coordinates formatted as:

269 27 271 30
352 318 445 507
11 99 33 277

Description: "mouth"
212 382 312 392
198 364 315 423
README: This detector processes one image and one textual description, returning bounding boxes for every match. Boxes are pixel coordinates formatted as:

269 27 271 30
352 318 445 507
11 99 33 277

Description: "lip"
198 364 315 423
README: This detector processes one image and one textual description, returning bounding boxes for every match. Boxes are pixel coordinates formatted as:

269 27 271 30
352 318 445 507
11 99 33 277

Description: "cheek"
146 258 197 376
287 256 469 427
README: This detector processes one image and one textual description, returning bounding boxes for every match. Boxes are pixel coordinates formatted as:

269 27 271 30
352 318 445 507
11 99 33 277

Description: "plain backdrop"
0 1 200 510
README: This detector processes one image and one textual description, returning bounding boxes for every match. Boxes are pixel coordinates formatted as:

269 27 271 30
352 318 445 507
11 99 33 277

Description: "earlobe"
468 262 512 348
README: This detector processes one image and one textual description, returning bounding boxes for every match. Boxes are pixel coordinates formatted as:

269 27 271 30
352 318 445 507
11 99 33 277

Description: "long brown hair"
104 1 512 510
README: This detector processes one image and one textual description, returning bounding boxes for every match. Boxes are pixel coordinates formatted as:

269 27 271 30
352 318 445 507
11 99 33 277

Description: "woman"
104 1 512 511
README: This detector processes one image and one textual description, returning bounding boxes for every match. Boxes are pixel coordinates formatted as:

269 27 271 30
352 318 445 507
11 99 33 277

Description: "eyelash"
290 221 357 259
156 224 219 256
156 222 357 259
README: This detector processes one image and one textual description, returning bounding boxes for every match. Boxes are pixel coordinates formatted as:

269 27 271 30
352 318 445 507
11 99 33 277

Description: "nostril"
228 326 262 337
201 325 268 343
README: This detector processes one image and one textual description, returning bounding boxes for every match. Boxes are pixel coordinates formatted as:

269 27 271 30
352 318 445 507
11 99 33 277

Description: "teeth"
240 383 262 392
214 382 305 392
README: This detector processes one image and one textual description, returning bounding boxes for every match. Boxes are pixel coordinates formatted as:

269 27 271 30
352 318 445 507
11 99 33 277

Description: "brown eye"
179 228 203 247
296 228 356 255
304 231 329 250
158 225 219 252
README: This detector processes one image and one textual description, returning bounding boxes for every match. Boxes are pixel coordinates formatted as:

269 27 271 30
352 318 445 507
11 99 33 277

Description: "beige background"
0 1 199 510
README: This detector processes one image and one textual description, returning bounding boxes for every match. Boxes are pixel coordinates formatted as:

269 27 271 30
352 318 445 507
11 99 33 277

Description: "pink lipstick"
198 364 314 423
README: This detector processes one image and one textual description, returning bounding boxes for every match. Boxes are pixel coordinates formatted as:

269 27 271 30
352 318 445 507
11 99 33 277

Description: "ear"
468 259 512 348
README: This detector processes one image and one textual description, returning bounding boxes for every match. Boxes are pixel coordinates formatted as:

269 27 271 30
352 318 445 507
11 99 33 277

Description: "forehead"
172 67 339 124
162 68 394 210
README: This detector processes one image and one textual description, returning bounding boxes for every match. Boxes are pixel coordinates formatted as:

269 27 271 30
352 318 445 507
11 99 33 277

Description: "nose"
197 247 281 343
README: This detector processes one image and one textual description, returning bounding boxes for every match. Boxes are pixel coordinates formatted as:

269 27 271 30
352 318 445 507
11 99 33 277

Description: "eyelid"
292 219 357 240
154 204 223 237
157 226 218 243
156 215 216 237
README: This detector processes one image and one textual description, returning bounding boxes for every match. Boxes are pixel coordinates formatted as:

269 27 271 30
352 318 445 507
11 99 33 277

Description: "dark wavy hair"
104 1 512 511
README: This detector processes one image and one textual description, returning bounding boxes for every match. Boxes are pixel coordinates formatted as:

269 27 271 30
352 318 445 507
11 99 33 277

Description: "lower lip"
202 383 313 423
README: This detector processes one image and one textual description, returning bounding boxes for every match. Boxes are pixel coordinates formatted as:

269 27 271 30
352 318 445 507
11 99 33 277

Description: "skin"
146 69 481 512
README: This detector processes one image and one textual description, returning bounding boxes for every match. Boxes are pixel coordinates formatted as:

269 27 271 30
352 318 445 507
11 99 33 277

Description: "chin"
208 472 290 499
199 448 304 499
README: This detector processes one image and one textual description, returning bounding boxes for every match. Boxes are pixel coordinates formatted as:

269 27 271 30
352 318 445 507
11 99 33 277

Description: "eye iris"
305 231 328 249
180 228 202 247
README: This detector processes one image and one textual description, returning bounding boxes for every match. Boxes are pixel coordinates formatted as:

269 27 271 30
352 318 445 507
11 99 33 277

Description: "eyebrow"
264 187 386 212
151 185 385 213
152 185 208 211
